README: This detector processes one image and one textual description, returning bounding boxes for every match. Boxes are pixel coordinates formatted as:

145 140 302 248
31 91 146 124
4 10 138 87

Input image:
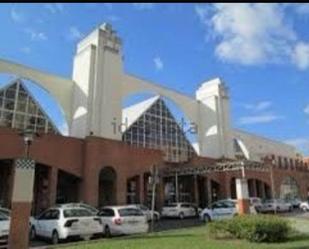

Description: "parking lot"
30 217 204 248
29 210 309 248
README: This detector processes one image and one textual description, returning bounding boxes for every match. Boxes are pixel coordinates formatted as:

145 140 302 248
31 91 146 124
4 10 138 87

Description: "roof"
122 95 160 132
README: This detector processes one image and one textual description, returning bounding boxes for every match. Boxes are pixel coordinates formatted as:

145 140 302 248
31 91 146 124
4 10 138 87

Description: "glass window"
98 208 115 217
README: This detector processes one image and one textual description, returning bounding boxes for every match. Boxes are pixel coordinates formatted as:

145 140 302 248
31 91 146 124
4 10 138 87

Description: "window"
118 208 143 217
98 208 115 217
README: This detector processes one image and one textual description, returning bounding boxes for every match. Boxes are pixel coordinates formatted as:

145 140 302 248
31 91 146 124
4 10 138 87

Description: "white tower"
71 23 123 140
196 78 234 159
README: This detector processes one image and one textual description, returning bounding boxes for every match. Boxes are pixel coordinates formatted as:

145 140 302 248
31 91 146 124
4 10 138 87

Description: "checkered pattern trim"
16 158 35 170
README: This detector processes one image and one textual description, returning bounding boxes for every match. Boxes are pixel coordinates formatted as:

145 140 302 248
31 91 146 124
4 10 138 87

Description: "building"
0 23 308 214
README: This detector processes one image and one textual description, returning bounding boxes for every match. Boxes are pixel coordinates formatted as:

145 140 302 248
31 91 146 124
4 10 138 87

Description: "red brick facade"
1 127 309 213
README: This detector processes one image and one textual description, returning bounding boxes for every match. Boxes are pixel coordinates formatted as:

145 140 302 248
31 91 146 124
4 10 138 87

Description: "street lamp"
19 129 39 158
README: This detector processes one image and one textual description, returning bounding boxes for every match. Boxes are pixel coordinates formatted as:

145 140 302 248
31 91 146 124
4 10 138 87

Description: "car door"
36 210 52 237
45 209 60 238
211 202 226 220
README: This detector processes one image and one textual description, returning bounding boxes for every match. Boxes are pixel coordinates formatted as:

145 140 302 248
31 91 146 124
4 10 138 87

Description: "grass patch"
55 218 309 249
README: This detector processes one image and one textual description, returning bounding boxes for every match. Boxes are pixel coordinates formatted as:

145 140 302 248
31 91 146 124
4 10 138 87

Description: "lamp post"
8 129 38 249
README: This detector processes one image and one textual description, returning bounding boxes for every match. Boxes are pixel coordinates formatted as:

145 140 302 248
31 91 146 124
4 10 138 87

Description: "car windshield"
118 208 144 217
63 208 93 218
0 213 8 221
165 204 177 207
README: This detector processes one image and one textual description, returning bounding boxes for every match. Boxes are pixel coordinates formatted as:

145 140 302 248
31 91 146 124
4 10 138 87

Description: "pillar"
116 174 127 205
48 167 58 207
206 177 212 206
236 178 250 215
9 159 35 249
193 175 199 205
139 173 145 204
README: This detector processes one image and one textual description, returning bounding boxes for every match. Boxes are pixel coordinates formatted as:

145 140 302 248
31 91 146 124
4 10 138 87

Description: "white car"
260 199 292 213
0 208 10 217
30 206 103 244
58 203 99 215
129 204 160 221
300 201 309 211
98 206 149 237
161 203 198 219
0 212 9 246
200 199 238 223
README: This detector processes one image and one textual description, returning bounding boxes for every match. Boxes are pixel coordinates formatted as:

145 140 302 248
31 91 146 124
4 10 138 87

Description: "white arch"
0 58 74 123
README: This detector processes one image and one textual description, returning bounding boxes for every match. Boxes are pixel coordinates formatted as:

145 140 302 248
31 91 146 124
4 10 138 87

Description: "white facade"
0 23 302 160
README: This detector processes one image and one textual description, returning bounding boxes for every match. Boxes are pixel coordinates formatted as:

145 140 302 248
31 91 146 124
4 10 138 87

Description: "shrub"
207 215 290 243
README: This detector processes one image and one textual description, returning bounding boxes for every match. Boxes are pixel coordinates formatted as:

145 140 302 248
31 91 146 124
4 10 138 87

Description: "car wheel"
155 213 160 221
51 230 59 245
29 226 36 241
302 206 308 212
203 214 211 224
179 212 184 219
104 225 111 238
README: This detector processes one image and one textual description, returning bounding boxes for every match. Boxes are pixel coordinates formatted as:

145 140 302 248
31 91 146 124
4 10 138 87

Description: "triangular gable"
0 79 59 134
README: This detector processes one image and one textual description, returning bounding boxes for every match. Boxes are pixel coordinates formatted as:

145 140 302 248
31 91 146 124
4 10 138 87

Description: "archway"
210 180 221 202
99 167 117 207
280 176 299 200
0 159 13 208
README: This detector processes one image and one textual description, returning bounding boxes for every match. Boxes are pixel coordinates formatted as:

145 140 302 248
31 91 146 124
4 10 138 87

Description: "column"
236 178 250 215
193 175 199 205
139 173 145 205
206 177 212 206
9 159 35 249
116 175 127 205
48 167 58 207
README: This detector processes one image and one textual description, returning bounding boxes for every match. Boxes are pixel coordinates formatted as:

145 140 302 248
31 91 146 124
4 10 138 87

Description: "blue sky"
0 3 308 155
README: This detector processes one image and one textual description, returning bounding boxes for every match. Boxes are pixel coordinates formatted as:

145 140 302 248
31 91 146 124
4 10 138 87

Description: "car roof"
100 205 140 210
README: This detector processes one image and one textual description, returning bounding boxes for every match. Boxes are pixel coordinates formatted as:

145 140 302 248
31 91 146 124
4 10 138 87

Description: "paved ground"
29 210 309 248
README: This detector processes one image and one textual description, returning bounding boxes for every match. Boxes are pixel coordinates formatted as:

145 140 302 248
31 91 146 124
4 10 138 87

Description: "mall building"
0 23 308 214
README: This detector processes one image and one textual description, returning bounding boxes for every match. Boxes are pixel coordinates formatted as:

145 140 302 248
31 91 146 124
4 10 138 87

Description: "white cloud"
10 8 24 23
67 26 83 41
284 138 309 155
154 57 164 70
24 28 47 41
195 3 309 70
20 47 31 54
292 42 309 70
304 105 309 115
44 3 64 14
133 3 154 10
238 114 284 125
244 101 272 112
106 15 121 22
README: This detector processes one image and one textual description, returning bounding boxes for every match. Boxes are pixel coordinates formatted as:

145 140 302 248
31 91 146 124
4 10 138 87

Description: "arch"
280 176 299 200
0 59 74 123
98 166 117 207
122 74 199 127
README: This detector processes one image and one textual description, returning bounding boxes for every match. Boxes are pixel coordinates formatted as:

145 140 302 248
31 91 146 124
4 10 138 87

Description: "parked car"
249 197 263 213
57 203 99 215
286 198 302 209
98 206 149 237
129 204 160 221
200 199 238 223
0 207 10 217
0 212 9 246
300 201 309 211
30 206 103 244
260 199 292 213
161 202 198 219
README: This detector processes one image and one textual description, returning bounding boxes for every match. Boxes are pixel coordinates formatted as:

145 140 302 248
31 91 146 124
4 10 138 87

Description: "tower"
71 23 123 140
196 78 234 159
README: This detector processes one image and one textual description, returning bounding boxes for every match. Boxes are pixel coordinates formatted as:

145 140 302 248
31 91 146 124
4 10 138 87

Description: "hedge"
208 215 291 243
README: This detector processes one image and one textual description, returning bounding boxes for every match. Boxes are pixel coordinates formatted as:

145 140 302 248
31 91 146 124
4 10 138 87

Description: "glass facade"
0 80 58 134
122 98 195 163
